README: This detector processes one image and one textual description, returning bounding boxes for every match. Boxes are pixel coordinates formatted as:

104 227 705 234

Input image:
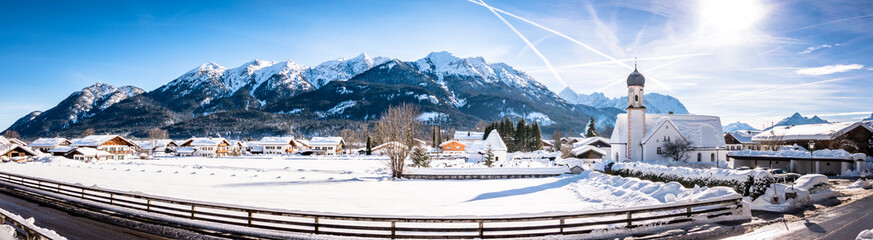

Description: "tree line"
482 118 542 152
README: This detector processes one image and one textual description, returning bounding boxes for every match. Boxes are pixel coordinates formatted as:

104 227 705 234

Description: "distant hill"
558 87 689 114
723 121 759 132
764 112 830 130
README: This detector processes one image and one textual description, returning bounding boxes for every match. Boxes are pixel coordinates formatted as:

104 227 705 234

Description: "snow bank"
750 174 837 212
404 167 567 175
730 148 855 159
848 179 872 189
607 161 773 197
0 208 66 240
858 229 873 240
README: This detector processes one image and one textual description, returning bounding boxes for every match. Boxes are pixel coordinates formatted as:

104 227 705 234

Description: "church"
609 67 727 165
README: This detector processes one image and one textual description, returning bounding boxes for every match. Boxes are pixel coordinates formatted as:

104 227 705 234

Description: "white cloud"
799 43 835 54
794 64 864 76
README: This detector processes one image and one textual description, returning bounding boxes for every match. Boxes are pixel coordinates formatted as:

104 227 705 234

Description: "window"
697 153 702 162
634 95 639 102
657 147 662 154
711 153 715 162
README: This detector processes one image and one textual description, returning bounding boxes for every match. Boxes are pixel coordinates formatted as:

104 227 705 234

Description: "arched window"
711 153 715 162
657 147 662 154
634 95 639 102
697 153 702 162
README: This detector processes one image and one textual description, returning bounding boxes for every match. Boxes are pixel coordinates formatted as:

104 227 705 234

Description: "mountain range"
764 112 830 130
722 121 759 132
557 88 689 114
5 51 688 139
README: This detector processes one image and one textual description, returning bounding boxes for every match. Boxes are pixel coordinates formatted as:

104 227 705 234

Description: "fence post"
190 205 195 219
479 221 484 238
57 184 61 193
314 217 319 234
560 218 565 234
81 189 85 199
37 180 41 189
110 193 114 205
146 199 151 212
247 211 253 225
391 221 396 239
626 212 632 227
686 206 692 217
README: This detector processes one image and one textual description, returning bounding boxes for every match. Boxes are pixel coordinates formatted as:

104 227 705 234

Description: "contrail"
528 53 710 73
784 13 873 33
722 77 854 101
467 0 674 93
477 0 566 87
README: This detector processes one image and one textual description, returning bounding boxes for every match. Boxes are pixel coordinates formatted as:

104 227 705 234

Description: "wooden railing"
0 171 745 239
0 209 58 240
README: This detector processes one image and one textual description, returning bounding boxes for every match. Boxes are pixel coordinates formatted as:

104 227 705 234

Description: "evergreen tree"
514 118 527 152
431 125 437 148
366 136 372 155
410 147 431 168
483 144 495 167
531 122 543 151
586 117 598 137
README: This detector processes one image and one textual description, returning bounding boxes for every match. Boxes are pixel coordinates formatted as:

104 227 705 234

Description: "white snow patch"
326 100 356 115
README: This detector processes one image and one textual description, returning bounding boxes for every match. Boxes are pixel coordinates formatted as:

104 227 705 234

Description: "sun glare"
697 0 767 45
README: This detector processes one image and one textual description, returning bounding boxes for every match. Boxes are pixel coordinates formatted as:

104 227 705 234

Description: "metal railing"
0 171 744 239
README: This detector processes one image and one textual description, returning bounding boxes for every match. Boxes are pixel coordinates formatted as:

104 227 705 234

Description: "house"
453 131 484 144
308 137 344 155
228 140 245 156
259 137 299 155
66 147 112 162
609 68 727 165
371 140 428 155
48 146 75 156
569 137 611 160
724 130 763 150
541 140 556 152
1 145 39 162
466 131 508 162
179 137 231 157
71 135 137 160
28 138 71 153
7 138 27 147
438 140 467 154
752 121 873 156
132 139 178 154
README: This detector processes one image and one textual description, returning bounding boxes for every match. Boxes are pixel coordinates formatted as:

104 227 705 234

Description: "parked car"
736 166 751 170
769 168 801 183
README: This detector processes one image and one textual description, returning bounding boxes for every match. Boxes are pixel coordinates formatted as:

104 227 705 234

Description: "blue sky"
1 0 872 129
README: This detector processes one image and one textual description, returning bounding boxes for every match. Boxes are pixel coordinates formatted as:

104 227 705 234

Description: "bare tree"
341 129 359 148
81 128 95 137
148 127 169 139
376 104 420 179
551 130 563 152
659 138 693 162
475 120 489 131
2 130 19 139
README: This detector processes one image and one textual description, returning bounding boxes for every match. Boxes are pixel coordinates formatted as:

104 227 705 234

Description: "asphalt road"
0 191 168 240
735 193 873 240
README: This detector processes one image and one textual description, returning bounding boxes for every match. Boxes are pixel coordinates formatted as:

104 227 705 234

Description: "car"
736 166 751 170
768 168 801 183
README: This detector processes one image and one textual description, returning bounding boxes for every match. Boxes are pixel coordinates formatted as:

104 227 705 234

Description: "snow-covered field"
0 156 740 217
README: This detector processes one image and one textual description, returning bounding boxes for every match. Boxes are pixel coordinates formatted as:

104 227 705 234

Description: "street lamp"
808 140 815 152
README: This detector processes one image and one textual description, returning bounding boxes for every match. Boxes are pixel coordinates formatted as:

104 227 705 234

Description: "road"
0 191 168 240
729 193 873 240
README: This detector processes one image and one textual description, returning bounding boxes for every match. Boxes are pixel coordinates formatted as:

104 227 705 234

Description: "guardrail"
0 209 57 240
0 171 744 239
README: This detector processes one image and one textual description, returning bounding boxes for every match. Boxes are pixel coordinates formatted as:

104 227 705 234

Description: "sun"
697 0 767 45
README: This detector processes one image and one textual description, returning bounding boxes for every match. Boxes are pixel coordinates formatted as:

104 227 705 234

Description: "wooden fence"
0 209 57 240
0 171 744 239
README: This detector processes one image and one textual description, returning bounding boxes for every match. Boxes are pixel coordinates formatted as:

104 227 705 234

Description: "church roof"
610 113 726 148
627 69 645 86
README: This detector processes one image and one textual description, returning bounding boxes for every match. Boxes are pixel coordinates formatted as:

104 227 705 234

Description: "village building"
438 140 467 154
453 131 484 144
466 131 508 162
610 68 727 165
133 139 178 154
178 137 231 157
371 140 428 155
541 140 556 152
751 121 873 156
228 140 245 156
259 137 299 155
28 138 72 153
48 146 75 156
1 145 39 162
66 147 112 162
308 137 344 155
569 137 611 160
724 130 763 151
70 135 137 160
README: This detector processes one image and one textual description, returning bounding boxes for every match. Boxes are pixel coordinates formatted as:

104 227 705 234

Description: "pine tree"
431 125 437 148
410 147 431 168
366 136 372 155
531 122 543 151
515 119 527 152
586 117 598 137
483 144 495 167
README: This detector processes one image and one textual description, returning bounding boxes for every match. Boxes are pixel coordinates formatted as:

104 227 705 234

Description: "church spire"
634 57 637 70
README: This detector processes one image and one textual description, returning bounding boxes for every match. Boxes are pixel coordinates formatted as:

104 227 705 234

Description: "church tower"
626 63 646 161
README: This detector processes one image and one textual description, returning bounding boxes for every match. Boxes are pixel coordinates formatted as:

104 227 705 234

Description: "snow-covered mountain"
864 113 873 121
558 87 689 114
6 82 143 135
723 121 759 132
764 112 830 130
305 53 391 88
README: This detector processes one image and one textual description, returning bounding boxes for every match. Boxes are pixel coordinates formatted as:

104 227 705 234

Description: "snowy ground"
0 156 739 217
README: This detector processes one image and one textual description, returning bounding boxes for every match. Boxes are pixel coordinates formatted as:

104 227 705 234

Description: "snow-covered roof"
48 146 75 153
570 145 608 157
71 135 134 147
467 131 508 152
373 141 405 151
571 137 611 148
259 137 296 145
453 131 484 141
309 137 343 146
438 140 466 147
611 113 725 148
0 145 38 156
176 147 196 153
7 138 27 146
28 138 70 147
752 121 873 142
71 147 112 156
726 130 762 144
182 137 229 147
